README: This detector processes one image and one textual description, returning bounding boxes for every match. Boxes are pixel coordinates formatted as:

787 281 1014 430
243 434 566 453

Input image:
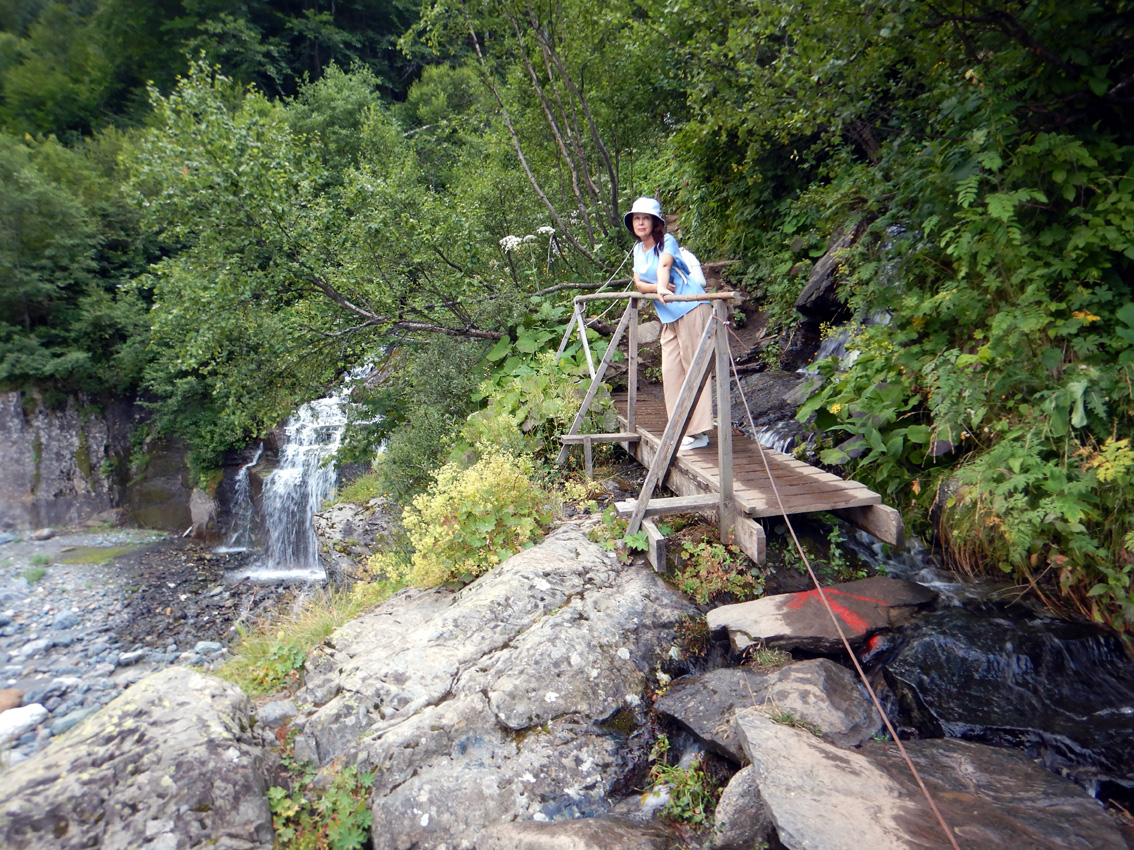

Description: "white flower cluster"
536 225 556 235
500 231 548 252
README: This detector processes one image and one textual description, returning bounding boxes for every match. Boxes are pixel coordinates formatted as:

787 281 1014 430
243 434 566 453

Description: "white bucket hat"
623 196 665 234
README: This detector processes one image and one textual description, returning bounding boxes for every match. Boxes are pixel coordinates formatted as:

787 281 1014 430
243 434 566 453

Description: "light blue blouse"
634 233 707 324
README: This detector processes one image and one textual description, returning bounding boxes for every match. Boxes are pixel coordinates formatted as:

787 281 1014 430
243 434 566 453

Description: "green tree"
0 131 149 394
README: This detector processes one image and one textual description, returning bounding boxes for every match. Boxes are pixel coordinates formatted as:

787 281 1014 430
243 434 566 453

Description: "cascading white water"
216 444 263 553
753 421 801 454
224 388 353 582
260 392 348 579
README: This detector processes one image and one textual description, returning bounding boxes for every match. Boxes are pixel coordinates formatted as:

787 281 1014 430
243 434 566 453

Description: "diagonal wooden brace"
624 312 717 537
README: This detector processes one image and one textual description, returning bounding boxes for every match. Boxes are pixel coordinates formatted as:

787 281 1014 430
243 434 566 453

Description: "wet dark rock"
883 606 1134 800
729 371 810 441
738 710 1125 850
794 222 867 323
655 668 768 762
708 577 937 654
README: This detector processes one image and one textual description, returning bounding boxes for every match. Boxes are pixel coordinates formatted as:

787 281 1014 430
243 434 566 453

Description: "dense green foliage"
2 1 1134 626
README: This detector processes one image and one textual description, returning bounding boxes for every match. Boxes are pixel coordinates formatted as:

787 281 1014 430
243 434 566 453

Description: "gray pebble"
19 638 53 659
51 610 80 630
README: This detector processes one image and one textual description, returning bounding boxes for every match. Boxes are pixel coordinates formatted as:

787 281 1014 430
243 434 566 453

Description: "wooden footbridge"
556 292 903 570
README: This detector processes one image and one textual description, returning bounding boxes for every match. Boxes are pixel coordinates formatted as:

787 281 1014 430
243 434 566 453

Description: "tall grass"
218 579 403 696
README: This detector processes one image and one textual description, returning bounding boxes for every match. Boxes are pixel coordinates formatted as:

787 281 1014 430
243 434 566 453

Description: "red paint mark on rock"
785 588 882 633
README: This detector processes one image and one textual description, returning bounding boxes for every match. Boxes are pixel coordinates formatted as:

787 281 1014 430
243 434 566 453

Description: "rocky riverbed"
0 526 297 766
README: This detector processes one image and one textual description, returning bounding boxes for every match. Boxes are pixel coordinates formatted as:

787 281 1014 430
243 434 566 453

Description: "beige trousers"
659 303 714 437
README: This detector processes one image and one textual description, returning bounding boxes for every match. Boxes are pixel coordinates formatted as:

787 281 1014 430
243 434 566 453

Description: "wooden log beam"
574 292 741 304
616 494 720 519
560 432 640 444
833 504 905 547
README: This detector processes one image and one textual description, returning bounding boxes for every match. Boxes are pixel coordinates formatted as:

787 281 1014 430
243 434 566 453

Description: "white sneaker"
679 433 709 451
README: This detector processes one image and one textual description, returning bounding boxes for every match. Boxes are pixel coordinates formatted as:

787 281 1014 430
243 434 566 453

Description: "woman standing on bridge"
626 196 712 451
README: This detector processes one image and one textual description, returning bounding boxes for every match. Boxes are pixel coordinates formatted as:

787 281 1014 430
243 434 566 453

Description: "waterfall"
263 393 348 578
226 387 353 582
216 444 263 553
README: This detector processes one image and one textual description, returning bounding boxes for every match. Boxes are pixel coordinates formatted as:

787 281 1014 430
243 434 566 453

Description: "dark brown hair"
635 216 667 256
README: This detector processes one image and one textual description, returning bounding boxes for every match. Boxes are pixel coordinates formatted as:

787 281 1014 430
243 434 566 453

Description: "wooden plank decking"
609 387 903 558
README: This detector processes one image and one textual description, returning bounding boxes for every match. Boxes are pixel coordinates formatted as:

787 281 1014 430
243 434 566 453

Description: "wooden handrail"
573 291 740 304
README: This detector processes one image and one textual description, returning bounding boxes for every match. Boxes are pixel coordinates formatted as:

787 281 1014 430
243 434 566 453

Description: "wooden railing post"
714 301 735 544
627 297 639 435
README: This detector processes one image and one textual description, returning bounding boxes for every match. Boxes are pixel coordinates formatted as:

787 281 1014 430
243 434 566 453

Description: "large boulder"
291 525 698 850
708 577 936 654
477 816 673 849
0 667 272 850
654 659 880 762
734 710 1124 850
794 222 867 323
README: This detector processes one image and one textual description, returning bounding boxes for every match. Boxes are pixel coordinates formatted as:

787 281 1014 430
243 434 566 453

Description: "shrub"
330 471 383 507
402 452 551 587
463 349 616 468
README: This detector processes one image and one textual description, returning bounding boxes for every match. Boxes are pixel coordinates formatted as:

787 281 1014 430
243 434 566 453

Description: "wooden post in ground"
714 301 735 545
627 297 639 435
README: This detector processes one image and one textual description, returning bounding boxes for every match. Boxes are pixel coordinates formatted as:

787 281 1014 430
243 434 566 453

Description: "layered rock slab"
0 667 271 850
292 526 698 850
654 659 881 763
735 710 1125 850
708 577 936 653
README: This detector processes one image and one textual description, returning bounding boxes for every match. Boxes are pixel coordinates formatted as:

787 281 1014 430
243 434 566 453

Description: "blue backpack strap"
666 235 691 280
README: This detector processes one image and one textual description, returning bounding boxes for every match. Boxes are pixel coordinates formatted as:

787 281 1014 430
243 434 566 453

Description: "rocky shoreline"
1 523 1132 849
0 527 294 767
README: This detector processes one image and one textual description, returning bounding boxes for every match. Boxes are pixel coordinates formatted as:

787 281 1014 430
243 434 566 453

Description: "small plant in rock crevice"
586 506 649 564
673 614 710 664
267 738 374 850
742 642 792 670
765 706 823 737
675 539 762 605
647 734 721 828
